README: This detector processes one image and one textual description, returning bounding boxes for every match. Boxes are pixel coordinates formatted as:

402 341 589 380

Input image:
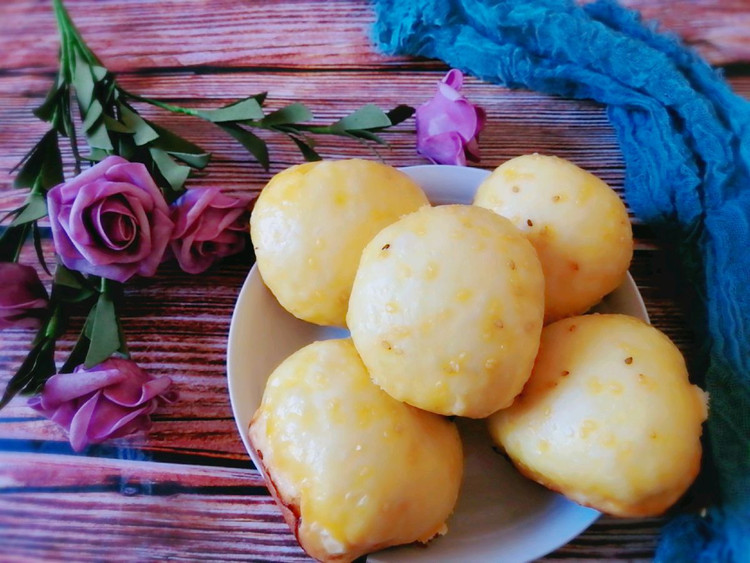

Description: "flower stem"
51 0 99 69
120 90 203 118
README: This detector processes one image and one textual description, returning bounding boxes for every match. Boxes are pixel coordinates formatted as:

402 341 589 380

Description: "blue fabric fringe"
372 1 750 560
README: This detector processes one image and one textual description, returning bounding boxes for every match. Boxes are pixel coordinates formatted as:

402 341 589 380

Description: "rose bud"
416 69 485 166
28 357 177 452
168 188 251 274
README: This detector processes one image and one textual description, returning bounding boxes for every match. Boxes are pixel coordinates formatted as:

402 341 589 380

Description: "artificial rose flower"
415 69 485 166
0 262 48 330
47 156 174 283
28 357 177 452
168 188 251 274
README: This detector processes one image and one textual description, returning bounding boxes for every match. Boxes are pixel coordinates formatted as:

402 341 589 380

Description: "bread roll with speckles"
251 159 429 327
347 204 545 418
488 314 708 517
249 339 463 563
474 154 633 323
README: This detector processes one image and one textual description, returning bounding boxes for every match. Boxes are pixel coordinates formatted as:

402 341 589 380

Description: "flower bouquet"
0 0 413 450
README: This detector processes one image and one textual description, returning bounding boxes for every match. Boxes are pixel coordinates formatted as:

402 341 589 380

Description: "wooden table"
1 1 748 560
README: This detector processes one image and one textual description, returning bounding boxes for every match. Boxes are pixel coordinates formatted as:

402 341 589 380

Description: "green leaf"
91 65 108 82
54 264 84 289
330 104 392 132
82 99 104 131
347 129 386 144
385 105 416 127
219 124 269 170
167 151 210 169
87 121 114 151
289 135 322 162
32 222 52 276
0 223 29 262
60 319 91 374
82 148 110 162
34 82 64 124
0 301 62 408
147 121 210 169
73 54 96 111
84 291 121 368
197 96 265 123
14 130 64 191
261 103 313 127
149 147 191 193
11 193 48 226
0 334 56 408
103 115 135 134
148 121 206 155
119 104 159 146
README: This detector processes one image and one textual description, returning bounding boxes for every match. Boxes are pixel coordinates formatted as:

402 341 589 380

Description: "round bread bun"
473 154 633 323
347 204 545 418
250 159 429 327
488 314 708 517
249 339 463 563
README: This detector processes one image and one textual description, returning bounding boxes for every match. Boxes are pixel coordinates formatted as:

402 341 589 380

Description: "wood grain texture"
1 0 748 561
0 0 747 73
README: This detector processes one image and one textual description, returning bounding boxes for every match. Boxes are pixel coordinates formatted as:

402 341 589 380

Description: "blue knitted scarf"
372 1 750 560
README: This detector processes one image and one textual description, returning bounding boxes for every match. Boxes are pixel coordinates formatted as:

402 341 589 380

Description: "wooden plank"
0 452 662 562
0 0 747 74
0 456 307 561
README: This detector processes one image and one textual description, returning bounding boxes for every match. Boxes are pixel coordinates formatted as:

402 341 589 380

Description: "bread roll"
251 159 429 327
249 339 463 562
488 314 708 517
474 154 633 323
348 204 545 418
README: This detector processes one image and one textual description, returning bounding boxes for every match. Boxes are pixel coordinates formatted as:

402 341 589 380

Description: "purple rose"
416 69 486 166
47 156 174 283
168 188 251 274
28 357 177 452
0 262 48 330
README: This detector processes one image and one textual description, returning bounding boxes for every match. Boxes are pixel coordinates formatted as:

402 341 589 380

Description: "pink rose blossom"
0 262 48 330
416 69 485 166
28 357 177 452
169 188 251 274
47 156 174 283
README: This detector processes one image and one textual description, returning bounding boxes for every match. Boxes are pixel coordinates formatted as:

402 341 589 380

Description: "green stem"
120 90 203 118
45 303 63 339
52 0 99 68
11 224 29 262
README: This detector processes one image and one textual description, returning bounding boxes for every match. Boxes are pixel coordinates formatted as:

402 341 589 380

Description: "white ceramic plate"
227 165 649 562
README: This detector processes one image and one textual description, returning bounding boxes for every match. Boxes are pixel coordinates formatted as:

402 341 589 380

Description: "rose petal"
50 156 130 204
416 95 478 144
31 358 176 451
68 392 102 451
136 207 174 278
38 368 126 408
94 197 138 251
86 400 152 442
103 375 174 407
442 68 464 91
106 161 170 217
417 131 467 166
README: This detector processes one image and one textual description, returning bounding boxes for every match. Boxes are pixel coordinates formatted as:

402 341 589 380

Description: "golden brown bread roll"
249 339 463 562
488 314 708 517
